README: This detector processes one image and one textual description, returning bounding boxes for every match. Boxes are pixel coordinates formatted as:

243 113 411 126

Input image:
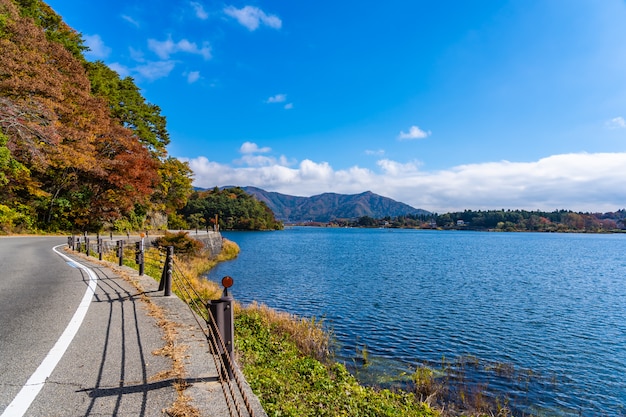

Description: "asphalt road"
0 237 86 407
0 236 267 417
0 236 175 416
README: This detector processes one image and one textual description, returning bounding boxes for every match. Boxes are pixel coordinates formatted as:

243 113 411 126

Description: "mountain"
236 187 431 222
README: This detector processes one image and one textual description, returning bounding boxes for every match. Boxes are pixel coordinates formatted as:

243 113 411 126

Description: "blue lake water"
206 227 626 416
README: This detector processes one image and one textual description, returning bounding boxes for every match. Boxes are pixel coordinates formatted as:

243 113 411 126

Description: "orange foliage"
0 0 159 228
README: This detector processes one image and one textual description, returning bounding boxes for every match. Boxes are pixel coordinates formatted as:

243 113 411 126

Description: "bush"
0 204 34 234
153 231 204 257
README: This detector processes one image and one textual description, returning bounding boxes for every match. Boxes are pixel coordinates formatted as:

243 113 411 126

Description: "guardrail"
67 234 257 417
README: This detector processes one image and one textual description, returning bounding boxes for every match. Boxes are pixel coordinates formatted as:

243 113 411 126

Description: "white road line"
1 245 98 417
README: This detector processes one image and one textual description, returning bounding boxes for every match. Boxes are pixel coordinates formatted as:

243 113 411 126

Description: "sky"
46 0 626 213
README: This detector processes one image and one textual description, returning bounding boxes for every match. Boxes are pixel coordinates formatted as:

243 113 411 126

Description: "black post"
159 246 173 296
117 240 124 266
135 241 144 276
97 238 103 261
208 277 235 379
85 237 90 257
158 251 166 292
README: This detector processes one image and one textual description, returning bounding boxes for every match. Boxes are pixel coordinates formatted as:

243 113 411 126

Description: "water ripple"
209 229 626 417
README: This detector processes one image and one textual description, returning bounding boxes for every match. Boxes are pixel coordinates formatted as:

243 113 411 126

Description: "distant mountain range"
230 186 430 222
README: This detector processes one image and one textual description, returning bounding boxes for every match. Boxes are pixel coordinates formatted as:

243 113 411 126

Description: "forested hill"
0 0 193 233
236 186 430 222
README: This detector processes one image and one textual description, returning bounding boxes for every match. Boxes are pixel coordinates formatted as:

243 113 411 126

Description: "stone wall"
192 231 223 257
93 231 223 257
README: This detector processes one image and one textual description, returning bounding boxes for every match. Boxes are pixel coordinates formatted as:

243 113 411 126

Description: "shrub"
153 231 204 257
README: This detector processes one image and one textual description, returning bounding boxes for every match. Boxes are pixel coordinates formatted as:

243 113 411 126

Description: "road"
0 236 175 416
0 236 267 417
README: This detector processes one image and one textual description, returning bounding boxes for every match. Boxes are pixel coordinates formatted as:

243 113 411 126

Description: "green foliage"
357 215 378 227
0 11 8 37
0 203 34 233
328 209 625 232
435 209 623 232
85 61 170 157
180 187 283 231
235 309 437 417
167 213 189 230
153 157 193 213
14 0 86 59
0 130 27 186
153 231 204 257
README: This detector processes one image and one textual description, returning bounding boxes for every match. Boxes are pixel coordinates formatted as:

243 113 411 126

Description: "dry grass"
237 301 331 362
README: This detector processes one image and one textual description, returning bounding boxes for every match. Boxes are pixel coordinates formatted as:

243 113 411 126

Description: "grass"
235 302 331 362
234 306 438 417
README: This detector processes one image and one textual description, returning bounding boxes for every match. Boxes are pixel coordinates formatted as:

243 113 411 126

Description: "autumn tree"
1 0 159 231
86 61 170 158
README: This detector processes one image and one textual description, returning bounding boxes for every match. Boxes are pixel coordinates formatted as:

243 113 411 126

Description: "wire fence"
67 234 257 417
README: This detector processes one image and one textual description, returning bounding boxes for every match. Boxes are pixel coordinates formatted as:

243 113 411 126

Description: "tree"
181 187 283 231
86 61 169 158
357 216 377 227
153 157 193 214
13 0 87 59
0 1 159 231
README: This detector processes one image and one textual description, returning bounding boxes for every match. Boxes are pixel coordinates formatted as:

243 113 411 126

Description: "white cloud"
148 37 212 60
240 142 271 154
224 5 282 31
122 14 140 27
606 116 626 129
181 151 626 213
365 149 385 156
84 34 111 59
377 159 421 176
265 94 292 109
266 94 287 103
129 47 145 62
133 61 176 81
107 61 175 81
398 125 431 140
186 71 201 83
191 1 208 19
107 62 130 77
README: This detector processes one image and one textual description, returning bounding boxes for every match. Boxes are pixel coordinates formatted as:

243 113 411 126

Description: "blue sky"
47 0 626 213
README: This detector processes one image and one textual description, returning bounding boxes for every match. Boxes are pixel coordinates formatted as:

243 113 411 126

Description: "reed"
236 301 331 362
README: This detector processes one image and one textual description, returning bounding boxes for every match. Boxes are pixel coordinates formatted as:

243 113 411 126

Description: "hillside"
237 187 430 222
182 187 283 230
0 0 193 233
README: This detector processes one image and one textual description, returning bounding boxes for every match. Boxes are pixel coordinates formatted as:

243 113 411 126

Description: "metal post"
97 238 103 261
135 241 144 276
117 240 124 266
158 252 166 292
208 277 235 379
159 246 173 296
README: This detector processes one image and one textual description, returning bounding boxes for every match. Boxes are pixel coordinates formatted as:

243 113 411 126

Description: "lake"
206 227 626 416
